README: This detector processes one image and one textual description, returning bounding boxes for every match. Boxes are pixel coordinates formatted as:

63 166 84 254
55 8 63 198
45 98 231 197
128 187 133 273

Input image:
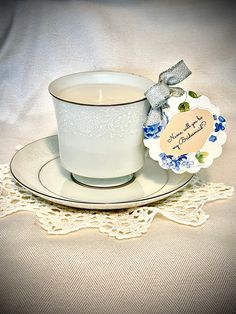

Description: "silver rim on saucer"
10 136 194 210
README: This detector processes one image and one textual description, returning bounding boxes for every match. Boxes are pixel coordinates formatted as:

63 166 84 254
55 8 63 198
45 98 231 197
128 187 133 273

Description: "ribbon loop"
144 60 191 126
159 60 191 85
145 82 169 109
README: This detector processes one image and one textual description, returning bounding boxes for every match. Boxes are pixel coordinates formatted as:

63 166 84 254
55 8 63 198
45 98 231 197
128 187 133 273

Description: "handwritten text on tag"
160 109 214 157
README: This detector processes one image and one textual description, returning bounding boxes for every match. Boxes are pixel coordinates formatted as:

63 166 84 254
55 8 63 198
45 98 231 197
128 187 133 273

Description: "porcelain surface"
10 136 194 210
50 71 154 179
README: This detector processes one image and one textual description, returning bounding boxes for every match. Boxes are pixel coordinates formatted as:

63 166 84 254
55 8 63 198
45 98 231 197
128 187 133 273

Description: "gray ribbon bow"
144 60 192 125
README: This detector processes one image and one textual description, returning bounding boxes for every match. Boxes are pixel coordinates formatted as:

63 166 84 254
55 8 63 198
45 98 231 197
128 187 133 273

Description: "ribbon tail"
145 107 163 126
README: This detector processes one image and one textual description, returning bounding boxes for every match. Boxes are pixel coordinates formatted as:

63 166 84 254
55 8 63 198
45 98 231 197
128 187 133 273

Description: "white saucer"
10 136 193 210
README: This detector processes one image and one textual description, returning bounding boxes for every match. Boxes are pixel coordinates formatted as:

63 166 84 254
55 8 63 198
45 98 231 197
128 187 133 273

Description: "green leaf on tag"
178 101 190 112
195 151 208 163
189 90 201 98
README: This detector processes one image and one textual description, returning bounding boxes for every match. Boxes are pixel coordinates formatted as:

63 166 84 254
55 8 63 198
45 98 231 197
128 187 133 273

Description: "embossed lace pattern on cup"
55 101 149 138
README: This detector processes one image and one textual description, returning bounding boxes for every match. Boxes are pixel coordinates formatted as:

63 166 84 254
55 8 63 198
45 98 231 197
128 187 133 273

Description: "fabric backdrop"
0 0 235 313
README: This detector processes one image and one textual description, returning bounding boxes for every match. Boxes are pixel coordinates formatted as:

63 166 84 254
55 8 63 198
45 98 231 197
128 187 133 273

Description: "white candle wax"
58 83 145 105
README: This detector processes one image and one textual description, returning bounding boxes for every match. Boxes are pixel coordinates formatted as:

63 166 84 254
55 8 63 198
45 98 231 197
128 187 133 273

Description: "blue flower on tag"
209 135 217 142
181 159 194 168
159 153 192 171
143 123 163 139
214 115 226 132
208 115 226 143
143 113 168 139
218 116 226 123
215 122 225 132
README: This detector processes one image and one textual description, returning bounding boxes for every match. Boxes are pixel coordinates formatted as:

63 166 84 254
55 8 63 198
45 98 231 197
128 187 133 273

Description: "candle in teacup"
59 83 145 105
49 72 154 188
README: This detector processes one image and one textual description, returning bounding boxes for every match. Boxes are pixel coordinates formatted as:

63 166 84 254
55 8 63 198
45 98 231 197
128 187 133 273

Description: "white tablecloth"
0 1 235 313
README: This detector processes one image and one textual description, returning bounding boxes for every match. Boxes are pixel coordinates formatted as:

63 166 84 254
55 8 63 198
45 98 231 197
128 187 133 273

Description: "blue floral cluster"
143 123 163 139
209 115 226 142
159 153 193 171
143 113 168 139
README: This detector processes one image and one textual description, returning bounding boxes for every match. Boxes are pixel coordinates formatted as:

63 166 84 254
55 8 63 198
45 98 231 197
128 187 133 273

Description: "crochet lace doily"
0 162 234 239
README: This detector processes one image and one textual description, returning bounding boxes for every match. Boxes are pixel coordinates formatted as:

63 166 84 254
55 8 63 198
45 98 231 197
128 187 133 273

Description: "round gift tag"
144 91 227 174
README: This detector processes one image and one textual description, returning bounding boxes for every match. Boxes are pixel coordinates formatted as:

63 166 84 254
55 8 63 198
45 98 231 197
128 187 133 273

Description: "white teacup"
49 71 153 187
